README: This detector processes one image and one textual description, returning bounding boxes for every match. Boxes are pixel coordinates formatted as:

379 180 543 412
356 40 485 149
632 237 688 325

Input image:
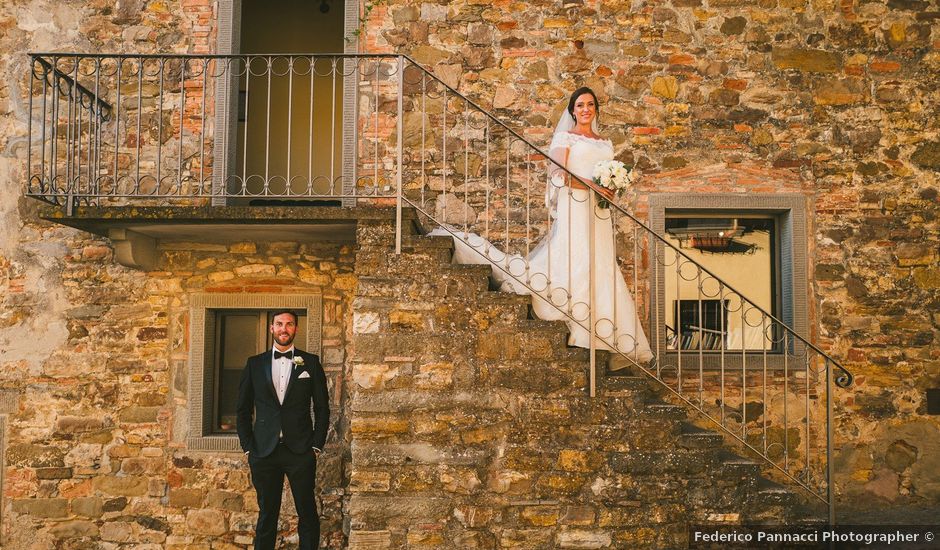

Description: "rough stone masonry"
0 0 937 547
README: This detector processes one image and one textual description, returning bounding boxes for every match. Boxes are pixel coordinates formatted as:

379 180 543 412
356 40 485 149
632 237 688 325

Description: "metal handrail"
25 53 408 209
28 52 407 59
403 200 838 509
33 57 113 119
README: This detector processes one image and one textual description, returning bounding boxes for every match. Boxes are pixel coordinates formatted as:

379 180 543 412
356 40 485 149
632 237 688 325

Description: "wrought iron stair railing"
383 55 854 523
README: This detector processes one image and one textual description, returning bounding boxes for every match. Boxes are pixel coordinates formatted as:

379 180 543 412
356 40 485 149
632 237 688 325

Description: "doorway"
232 0 346 203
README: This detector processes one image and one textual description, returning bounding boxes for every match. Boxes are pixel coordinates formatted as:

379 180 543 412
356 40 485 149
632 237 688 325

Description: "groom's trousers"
249 442 319 550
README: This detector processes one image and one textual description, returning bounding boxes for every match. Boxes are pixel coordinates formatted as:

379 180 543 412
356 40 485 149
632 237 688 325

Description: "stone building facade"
0 0 938 547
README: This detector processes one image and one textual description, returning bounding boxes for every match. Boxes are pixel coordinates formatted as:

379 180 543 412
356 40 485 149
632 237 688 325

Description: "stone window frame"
648 193 810 369
213 0 359 206
187 293 322 451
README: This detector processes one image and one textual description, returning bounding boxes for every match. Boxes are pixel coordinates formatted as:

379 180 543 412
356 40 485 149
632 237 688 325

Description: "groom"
236 310 330 550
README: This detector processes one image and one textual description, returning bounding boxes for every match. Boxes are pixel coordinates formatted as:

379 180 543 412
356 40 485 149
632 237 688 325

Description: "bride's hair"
566 86 600 120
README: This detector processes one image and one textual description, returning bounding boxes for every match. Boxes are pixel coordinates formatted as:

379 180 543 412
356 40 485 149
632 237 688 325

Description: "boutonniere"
292 356 305 368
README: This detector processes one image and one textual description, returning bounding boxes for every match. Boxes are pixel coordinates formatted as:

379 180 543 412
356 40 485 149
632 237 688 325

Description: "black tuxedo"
236 348 330 550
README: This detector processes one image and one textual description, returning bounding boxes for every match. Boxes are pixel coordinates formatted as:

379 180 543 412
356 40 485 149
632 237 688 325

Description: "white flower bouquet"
592 160 635 209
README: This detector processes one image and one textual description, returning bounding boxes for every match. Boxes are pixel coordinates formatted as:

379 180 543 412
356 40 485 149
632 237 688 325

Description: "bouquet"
592 160 635 209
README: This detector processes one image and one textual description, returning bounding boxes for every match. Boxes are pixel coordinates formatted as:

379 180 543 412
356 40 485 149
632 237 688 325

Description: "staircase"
347 216 817 549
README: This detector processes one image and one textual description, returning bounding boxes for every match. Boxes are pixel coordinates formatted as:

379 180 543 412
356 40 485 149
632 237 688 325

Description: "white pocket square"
297 371 311 379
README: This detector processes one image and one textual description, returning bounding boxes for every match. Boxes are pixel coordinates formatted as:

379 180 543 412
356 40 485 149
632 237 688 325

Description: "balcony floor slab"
39 205 413 243
37 205 415 270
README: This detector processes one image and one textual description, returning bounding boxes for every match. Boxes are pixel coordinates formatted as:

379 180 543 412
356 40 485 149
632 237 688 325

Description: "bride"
432 87 653 364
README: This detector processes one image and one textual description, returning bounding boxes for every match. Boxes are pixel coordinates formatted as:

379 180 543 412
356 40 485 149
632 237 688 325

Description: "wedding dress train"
431 132 653 362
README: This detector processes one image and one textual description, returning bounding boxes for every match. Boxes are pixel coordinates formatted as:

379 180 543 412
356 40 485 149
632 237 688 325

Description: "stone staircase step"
400 235 455 263
583 419 682 452
383 254 489 275
474 291 531 308
476 321 596 361
753 477 803 509
677 422 725 450
351 216 819 534
479 361 589 396
638 401 687 420
402 234 455 249
716 449 763 479
598 372 656 396
609 449 716 476
356 276 479 299
357 266 490 298
747 476 827 525
350 333 476 363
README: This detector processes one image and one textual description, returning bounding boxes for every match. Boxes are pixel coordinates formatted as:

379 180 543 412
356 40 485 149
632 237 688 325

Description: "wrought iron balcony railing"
26 53 415 212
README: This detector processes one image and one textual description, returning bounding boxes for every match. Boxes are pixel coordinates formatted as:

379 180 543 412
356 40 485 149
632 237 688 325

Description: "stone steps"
401 235 455 263
348 219 817 548
677 422 727 450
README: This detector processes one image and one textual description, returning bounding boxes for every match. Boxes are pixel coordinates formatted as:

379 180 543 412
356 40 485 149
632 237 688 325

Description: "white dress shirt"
272 346 295 405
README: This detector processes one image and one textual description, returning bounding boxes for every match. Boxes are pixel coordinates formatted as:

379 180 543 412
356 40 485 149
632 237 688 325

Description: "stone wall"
0 1 938 548
1 236 355 548
360 0 940 517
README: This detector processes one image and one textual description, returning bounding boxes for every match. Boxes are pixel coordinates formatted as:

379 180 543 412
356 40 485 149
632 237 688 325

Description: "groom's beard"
273 331 295 347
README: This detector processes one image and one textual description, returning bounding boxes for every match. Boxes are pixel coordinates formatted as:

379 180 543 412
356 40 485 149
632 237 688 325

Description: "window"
214 0 357 205
187 294 321 451
664 216 777 351
649 194 809 365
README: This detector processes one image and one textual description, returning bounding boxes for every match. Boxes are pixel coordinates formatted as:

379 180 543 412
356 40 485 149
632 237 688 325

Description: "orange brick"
848 348 866 361
60 478 94 499
206 285 244 292
167 469 184 489
870 60 901 73
668 53 696 66
245 285 285 293
723 78 748 90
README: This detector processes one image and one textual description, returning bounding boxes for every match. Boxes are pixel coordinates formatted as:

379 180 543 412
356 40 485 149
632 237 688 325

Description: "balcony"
25 53 439 267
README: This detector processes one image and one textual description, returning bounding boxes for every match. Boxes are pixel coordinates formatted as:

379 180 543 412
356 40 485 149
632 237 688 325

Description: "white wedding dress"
431 132 653 362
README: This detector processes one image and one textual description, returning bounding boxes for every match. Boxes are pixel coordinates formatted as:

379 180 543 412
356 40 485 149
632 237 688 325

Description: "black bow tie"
274 350 292 360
